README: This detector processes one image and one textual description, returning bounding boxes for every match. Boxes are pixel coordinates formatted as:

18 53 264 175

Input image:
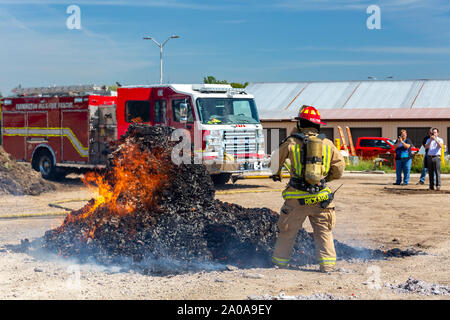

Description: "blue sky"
1 0 450 95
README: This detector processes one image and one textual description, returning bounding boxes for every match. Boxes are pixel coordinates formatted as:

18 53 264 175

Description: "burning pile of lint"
43 124 422 269
43 125 278 267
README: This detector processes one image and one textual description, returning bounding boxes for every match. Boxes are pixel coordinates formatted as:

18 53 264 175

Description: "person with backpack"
269 105 345 273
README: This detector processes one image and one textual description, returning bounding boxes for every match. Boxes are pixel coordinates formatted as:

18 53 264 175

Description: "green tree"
106 85 119 92
229 82 248 88
203 76 248 88
203 76 228 85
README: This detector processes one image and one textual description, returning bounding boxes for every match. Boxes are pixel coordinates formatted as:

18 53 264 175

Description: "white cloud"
0 0 223 10
0 8 32 30
353 47 450 55
220 19 246 24
262 59 435 71
2 0 450 12
272 0 449 12
290 60 431 67
0 8 154 94
294 46 450 55
0 5 228 94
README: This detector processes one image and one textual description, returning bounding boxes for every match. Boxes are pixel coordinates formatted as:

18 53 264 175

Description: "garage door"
397 127 429 149
448 127 450 151
349 128 382 147
321 128 334 142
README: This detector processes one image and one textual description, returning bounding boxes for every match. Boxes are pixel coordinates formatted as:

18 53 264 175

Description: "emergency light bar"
12 84 105 96
192 84 247 94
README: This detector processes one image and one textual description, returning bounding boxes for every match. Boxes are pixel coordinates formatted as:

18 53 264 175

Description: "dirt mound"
0 146 56 195
42 125 423 273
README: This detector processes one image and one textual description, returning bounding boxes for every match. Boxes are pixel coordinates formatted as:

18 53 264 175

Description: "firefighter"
270 105 345 272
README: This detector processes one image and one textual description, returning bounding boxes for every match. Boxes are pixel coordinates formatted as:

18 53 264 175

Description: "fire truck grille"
223 131 257 157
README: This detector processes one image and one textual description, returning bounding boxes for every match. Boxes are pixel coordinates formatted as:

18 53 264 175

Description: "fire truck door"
170 98 195 143
2 112 26 160
89 105 117 165
26 112 48 160
61 110 89 163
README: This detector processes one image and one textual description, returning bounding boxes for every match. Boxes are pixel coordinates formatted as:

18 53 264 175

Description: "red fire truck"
1 84 266 184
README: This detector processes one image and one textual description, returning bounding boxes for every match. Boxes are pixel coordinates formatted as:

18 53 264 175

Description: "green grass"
344 159 394 173
344 155 450 173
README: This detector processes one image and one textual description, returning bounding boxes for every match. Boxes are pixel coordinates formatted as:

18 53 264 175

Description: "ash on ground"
41 125 425 274
385 278 450 296
248 292 342 300
0 146 55 195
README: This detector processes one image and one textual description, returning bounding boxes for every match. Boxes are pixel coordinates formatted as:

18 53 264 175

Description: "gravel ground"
0 173 449 300
385 278 450 296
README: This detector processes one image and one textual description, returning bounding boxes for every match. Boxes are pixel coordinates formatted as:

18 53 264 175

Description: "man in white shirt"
425 128 444 191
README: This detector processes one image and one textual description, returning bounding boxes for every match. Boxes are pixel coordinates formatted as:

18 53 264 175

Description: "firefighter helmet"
295 105 327 125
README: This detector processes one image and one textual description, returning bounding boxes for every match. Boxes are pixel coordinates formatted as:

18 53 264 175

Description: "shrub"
411 154 424 173
344 159 393 173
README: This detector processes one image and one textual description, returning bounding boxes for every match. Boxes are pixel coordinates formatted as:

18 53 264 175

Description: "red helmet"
295 105 327 125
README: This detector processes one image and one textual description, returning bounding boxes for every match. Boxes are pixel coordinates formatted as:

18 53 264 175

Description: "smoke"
16 236 228 276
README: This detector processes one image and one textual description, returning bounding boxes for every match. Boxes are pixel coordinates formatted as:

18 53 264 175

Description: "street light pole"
160 45 163 85
143 35 180 84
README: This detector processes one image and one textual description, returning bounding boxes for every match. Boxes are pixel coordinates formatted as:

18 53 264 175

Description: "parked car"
342 137 419 159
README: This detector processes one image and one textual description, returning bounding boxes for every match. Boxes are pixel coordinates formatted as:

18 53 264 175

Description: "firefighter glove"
270 174 281 182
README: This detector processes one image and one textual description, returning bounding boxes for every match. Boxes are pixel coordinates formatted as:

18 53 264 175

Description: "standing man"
425 128 444 191
417 128 433 185
393 129 414 185
270 105 345 273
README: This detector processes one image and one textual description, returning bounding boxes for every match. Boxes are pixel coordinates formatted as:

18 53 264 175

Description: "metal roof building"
246 80 450 154
247 80 450 120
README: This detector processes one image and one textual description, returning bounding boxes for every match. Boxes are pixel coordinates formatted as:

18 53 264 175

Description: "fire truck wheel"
211 173 232 185
36 151 62 180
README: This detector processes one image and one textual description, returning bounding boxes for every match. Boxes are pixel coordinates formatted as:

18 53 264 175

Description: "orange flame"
65 142 169 238
131 117 143 123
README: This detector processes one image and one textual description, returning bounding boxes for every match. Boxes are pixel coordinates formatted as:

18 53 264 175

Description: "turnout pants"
427 156 441 188
272 199 337 272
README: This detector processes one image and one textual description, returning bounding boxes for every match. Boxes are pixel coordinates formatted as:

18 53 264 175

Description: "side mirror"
179 103 188 123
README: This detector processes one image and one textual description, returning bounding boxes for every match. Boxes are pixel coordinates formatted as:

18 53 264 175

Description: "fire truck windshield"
196 98 260 125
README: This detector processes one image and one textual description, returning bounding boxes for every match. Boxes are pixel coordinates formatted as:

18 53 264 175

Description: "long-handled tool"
346 126 356 156
337 126 350 165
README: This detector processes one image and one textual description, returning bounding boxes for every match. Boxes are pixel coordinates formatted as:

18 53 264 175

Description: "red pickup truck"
344 137 419 158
